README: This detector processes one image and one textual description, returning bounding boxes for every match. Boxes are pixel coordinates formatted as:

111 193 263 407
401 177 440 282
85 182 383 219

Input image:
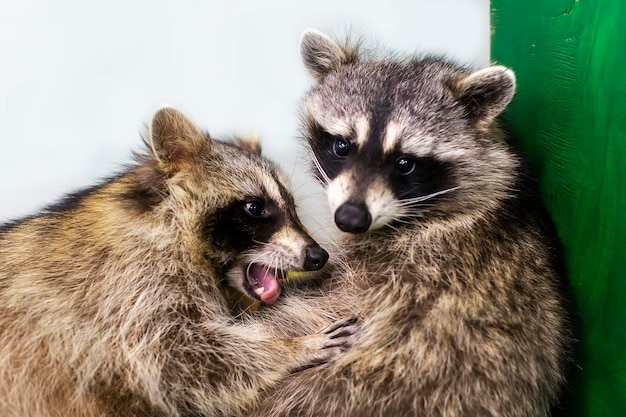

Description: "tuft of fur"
0 107 356 417
248 30 573 417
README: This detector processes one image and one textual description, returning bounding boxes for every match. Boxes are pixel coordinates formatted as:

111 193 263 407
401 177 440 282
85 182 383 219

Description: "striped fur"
0 107 355 417
248 30 573 417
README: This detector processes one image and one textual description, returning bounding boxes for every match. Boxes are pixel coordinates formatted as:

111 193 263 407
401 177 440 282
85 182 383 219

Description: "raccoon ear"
233 133 262 155
454 66 516 124
149 107 210 172
300 29 348 81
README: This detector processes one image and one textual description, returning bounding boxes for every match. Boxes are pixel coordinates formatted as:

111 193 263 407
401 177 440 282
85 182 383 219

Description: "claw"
323 317 358 335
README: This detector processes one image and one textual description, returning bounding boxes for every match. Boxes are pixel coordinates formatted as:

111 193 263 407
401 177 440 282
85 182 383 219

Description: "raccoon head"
298 29 519 234
141 107 328 304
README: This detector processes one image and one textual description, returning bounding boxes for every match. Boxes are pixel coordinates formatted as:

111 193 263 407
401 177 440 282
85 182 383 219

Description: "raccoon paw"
292 317 359 373
321 316 359 348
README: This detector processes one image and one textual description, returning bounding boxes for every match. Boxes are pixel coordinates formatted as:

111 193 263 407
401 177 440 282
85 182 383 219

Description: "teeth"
254 287 265 296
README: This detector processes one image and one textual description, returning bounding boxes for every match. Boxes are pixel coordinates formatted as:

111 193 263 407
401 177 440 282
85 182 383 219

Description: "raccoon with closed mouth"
0 107 356 417
249 30 573 417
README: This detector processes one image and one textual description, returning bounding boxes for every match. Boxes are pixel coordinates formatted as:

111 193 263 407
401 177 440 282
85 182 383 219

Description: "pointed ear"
149 107 209 172
454 66 516 124
233 133 262 155
300 29 350 81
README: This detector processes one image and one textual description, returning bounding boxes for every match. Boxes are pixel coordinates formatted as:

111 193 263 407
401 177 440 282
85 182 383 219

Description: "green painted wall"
491 1 626 415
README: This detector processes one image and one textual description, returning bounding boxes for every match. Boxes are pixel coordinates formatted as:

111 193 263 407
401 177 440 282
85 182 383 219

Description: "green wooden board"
491 1 626 415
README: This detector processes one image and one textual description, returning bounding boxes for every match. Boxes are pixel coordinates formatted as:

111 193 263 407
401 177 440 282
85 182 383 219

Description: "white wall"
0 0 489 228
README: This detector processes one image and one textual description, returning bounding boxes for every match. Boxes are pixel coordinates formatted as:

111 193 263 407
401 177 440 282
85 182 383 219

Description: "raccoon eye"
333 137 350 158
244 200 267 217
395 156 416 175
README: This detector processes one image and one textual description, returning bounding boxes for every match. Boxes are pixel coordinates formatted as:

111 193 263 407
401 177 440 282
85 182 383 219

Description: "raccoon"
0 107 357 417
248 30 573 417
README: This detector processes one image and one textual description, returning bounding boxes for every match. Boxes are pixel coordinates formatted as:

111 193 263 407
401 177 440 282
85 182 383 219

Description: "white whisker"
397 186 461 206
305 148 331 185
384 222 400 232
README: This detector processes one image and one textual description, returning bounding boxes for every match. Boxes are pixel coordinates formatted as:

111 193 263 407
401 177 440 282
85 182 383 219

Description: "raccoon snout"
303 244 329 271
334 202 372 234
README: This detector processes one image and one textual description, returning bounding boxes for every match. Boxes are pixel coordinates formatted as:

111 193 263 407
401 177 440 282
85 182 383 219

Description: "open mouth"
245 264 282 304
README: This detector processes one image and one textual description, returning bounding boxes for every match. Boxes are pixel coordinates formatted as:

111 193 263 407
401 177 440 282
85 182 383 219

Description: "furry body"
249 30 572 417
0 107 354 417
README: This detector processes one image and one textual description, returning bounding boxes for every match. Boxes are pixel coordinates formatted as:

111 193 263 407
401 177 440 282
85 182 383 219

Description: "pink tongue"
260 271 281 304
250 265 281 304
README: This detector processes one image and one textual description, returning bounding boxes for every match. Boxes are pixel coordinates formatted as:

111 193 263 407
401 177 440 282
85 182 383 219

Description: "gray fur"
0 107 355 417
248 30 572 417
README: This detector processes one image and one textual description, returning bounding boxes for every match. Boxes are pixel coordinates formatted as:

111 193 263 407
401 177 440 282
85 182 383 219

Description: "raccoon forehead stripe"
263 170 298 217
354 116 370 147
257 168 283 198
382 121 403 154
383 121 441 158
304 96 369 143
401 136 470 161
304 96 352 138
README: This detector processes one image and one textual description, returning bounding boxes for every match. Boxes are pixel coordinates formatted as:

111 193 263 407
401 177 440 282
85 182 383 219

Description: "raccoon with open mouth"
249 30 573 417
0 107 356 417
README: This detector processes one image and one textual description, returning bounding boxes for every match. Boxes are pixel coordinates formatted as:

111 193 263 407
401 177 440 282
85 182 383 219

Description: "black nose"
303 244 329 271
334 202 371 234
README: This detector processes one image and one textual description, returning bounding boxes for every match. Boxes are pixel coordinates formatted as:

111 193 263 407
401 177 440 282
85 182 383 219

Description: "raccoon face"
208 180 328 304
145 107 328 304
306 121 456 233
298 29 518 234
